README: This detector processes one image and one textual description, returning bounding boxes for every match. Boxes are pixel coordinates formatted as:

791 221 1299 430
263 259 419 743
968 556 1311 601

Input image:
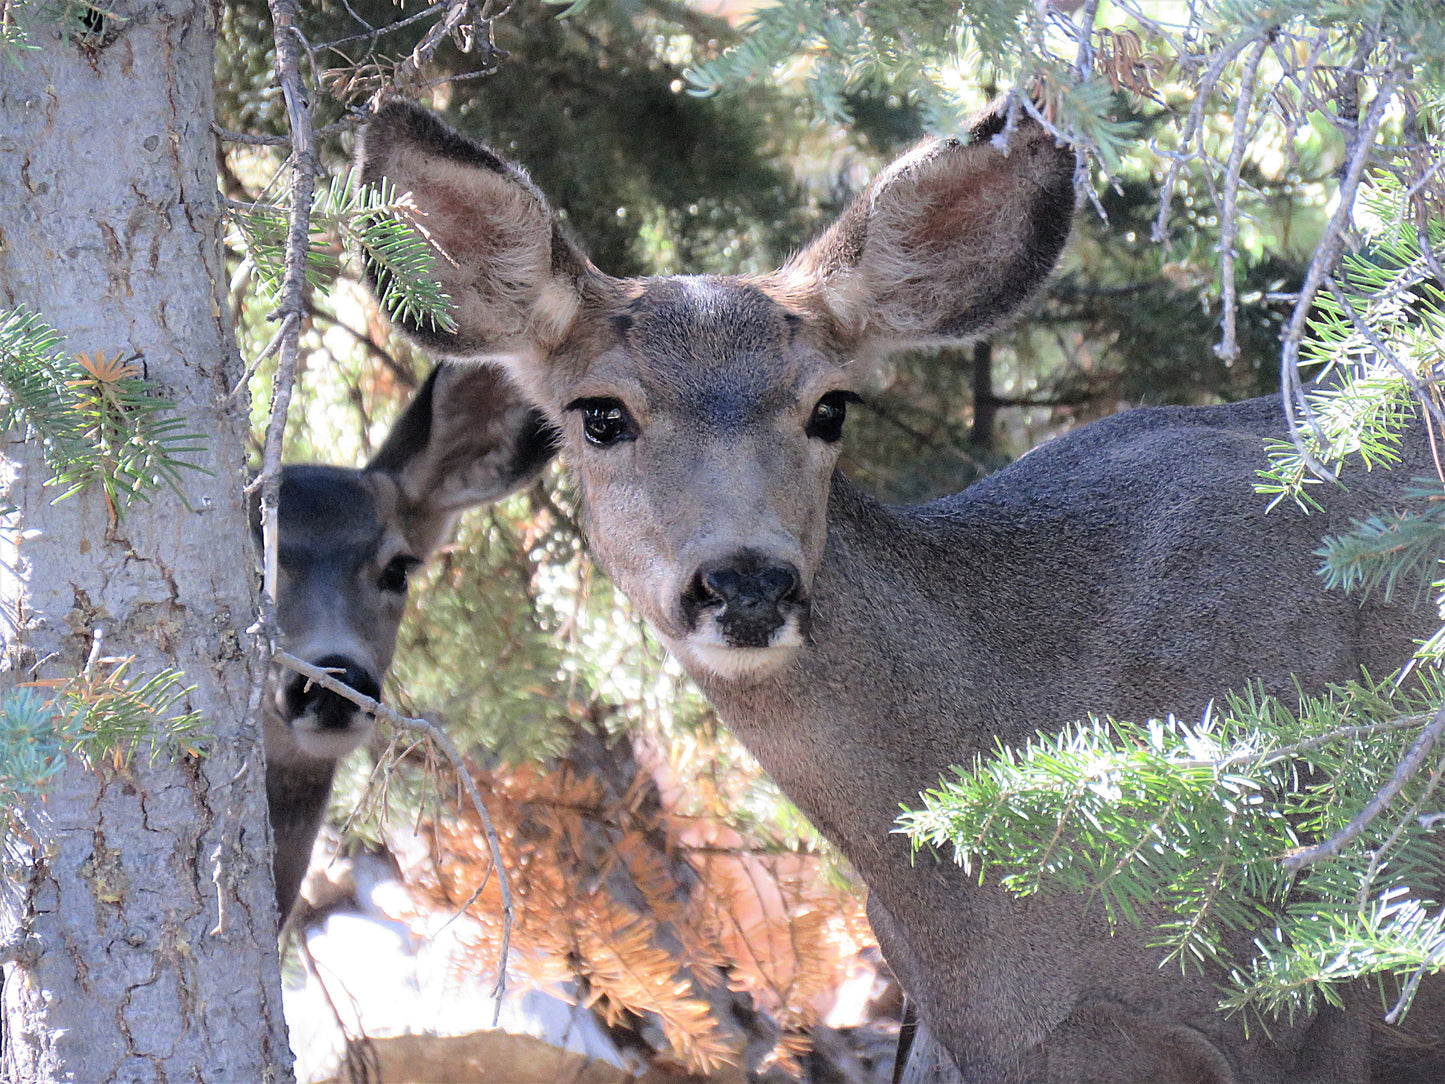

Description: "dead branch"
1278 66 1406 478
258 0 321 613
273 650 515 1015
1282 698 1445 873
1214 36 1268 363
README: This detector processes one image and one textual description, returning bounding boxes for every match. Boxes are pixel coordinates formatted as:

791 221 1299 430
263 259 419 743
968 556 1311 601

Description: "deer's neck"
263 704 343 917
689 474 1034 879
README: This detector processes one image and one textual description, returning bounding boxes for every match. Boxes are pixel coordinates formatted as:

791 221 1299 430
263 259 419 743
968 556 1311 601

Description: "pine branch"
0 312 207 518
899 672 1445 1018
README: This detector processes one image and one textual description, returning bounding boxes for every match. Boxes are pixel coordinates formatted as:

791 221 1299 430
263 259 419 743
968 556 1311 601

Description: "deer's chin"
673 620 805 683
290 716 373 760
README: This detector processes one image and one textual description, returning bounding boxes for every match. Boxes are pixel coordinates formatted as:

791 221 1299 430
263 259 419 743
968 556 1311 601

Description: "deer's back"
905 394 1425 727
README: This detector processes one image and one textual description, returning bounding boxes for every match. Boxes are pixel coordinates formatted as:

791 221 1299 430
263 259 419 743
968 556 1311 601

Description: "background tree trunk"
0 2 291 1080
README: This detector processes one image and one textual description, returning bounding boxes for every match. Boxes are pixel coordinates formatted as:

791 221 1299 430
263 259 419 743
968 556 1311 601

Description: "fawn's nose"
686 555 802 648
283 654 381 731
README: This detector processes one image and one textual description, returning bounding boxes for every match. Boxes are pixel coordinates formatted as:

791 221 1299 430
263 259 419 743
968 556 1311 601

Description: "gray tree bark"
0 2 292 1081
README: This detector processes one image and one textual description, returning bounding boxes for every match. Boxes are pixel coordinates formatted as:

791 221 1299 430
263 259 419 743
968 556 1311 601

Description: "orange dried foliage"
392 729 876 1076
1094 28 1168 101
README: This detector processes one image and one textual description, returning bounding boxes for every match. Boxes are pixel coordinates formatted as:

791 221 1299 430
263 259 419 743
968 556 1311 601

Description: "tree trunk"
0 2 291 1080
969 340 997 454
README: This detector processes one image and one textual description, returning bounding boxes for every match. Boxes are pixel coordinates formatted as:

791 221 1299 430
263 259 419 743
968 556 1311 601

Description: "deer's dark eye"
378 555 421 594
806 391 860 443
567 397 637 447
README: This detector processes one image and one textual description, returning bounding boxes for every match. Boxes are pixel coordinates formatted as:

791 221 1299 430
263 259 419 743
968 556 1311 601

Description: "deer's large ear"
366 363 558 549
785 108 1074 355
358 101 593 362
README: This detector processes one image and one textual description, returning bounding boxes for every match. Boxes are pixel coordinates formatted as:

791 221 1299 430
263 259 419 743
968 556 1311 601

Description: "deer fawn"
359 101 1441 1083
260 362 553 923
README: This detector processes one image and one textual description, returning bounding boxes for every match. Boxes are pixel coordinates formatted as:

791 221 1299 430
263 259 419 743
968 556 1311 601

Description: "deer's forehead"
622 277 794 354
584 276 833 415
275 466 390 559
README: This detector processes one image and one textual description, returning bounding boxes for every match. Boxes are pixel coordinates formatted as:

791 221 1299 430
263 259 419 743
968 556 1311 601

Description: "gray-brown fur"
261 363 554 923
359 100 1442 1082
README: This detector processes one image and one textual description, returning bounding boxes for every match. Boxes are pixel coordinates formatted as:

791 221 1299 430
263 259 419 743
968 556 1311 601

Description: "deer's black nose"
284 654 381 731
699 563 800 610
687 556 802 647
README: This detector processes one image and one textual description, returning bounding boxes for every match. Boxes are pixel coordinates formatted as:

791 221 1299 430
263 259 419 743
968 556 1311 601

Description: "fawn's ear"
358 101 595 364
366 363 557 552
784 108 1074 356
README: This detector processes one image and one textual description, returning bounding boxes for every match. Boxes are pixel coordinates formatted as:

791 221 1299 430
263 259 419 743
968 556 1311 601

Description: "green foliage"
1225 888 1445 1021
0 6 35 55
1 0 127 57
1316 478 1445 605
0 308 207 517
683 0 1139 160
388 495 586 764
58 662 211 764
1254 369 1416 511
55 350 209 514
0 688 70 809
0 307 90 473
1 664 211 847
901 674 1445 1018
342 176 458 335
231 171 456 333
1259 176 1445 501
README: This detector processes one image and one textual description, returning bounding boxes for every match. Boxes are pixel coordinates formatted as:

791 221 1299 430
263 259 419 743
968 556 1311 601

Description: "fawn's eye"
378 555 421 594
568 397 637 447
806 391 861 443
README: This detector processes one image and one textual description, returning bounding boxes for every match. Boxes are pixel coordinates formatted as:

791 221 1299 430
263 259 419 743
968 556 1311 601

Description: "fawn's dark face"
267 466 414 759
257 363 557 763
260 365 555 924
359 102 1073 683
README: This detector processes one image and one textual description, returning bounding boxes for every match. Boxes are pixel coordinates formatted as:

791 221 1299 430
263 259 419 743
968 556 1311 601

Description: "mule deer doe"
359 101 1441 1082
260 362 553 923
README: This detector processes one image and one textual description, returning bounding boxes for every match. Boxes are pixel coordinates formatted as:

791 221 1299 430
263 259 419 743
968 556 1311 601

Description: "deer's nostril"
700 562 800 609
700 567 741 604
696 560 809 612
756 566 801 605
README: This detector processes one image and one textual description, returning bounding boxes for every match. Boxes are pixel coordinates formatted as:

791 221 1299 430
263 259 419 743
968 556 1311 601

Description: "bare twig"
1282 698 1445 873
297 936 382 1084
230 311 296 407
304 301 417 389
1071 0 1102 78
1068 0 1103 212
1210 711 1436 772
1149 37 1254 245
317 1 447 51
212 124 290 148
273 651 514 1017
259 0 321 610
392 0 491 87
1214 36 1268 363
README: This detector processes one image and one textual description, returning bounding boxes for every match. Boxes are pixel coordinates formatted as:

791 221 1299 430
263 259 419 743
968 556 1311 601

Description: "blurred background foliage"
213 0 1385 1075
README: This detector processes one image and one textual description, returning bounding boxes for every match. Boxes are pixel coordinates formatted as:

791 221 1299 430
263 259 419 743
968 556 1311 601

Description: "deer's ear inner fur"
784 114 1073 356
358 101 593 362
